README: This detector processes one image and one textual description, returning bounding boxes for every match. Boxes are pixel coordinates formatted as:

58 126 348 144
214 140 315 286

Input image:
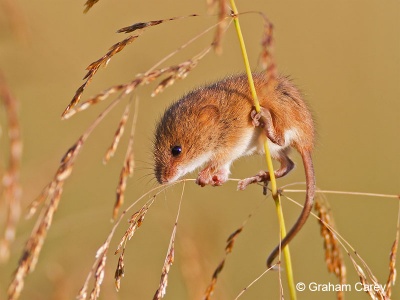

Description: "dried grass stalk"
26 183 50 219
151 47 211 97
79 183 171 300
90 248 107 300
103 102 130 164
7 136 83 299
77 242 109 300
113 154 132 220
385 206 399 299
61 82 135 119
9 95 123 300
114 248 125 292
64 43 212 120
153 184 185 300
114 197 155 255
314 198 346 300
214 0 228 54
204 224 244 299
0 72 22 263
62 35 138 118
117 14 199 34
153 235 175 300
113 196 155 292
207 0 228 54
258 14 277 80
83 0 100 13
349 255 387 300
63 15 231 120
234 266 274 300
385 235 398 299
285 189 398 300
112 99 138 220
63 13 204 119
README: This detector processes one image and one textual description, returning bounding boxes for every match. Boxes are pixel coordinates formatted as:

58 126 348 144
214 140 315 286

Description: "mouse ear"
198 105 220 127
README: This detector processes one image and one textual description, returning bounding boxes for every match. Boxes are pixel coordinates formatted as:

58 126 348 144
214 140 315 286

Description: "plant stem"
229 1 296 299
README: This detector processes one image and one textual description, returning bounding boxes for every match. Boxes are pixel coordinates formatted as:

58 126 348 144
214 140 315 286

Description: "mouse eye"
171 145 182 157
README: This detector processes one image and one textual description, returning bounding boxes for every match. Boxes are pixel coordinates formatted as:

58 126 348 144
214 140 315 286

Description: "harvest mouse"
153 72 315 267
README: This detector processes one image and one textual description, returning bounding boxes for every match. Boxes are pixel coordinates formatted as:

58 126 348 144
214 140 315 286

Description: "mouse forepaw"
196 167 229 187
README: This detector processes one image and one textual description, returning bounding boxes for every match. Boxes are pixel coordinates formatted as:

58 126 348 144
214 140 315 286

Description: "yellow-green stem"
229 1 296 299
274 194 296 299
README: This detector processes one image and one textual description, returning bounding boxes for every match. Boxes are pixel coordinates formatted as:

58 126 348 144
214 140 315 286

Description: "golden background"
0 0 399 299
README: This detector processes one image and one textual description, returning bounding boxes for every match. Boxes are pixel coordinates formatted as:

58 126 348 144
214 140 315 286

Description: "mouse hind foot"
237 171 270 194
238 154 294 193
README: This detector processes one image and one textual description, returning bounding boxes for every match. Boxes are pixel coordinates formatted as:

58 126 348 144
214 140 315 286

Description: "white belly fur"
242 127 299 158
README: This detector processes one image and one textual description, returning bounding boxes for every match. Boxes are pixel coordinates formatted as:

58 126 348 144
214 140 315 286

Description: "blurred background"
0 0 399 299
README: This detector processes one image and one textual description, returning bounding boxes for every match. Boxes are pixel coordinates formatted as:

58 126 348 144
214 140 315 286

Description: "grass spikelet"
25 183 51 219
90 249 107 300
314 197 346 299
63 17 232 120
62 35 138 118
117 14 199 34
0 72 22 263
204 261 224 300
204 210 255 299
257 13 277 80
62 82 136 119
103 102 130 164
84 36 138 78
64 44 213 119
114 249 125 291
153 241 175 300
8 95 124 300
349 255 386 300
8 184 64 300
282 189 400 300
114 196 156 275
113 158 131 220
151 47 211 97
204 201 267 299
112 99 138 220
77 242 109 300
385 236 398 298
153 183 185 299
83 0 100 13
76 184 176 299
7 135 83 299
63 13 209 119
385 204 399 298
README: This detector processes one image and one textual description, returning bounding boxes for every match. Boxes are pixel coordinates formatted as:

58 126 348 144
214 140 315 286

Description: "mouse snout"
154 159 182 185
154 161 173 184
154 163 165 184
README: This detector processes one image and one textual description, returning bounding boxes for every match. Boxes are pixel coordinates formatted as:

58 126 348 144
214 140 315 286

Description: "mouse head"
153 98 220 184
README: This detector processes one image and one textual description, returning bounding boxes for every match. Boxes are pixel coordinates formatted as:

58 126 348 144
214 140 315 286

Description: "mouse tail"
266 150 315 268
